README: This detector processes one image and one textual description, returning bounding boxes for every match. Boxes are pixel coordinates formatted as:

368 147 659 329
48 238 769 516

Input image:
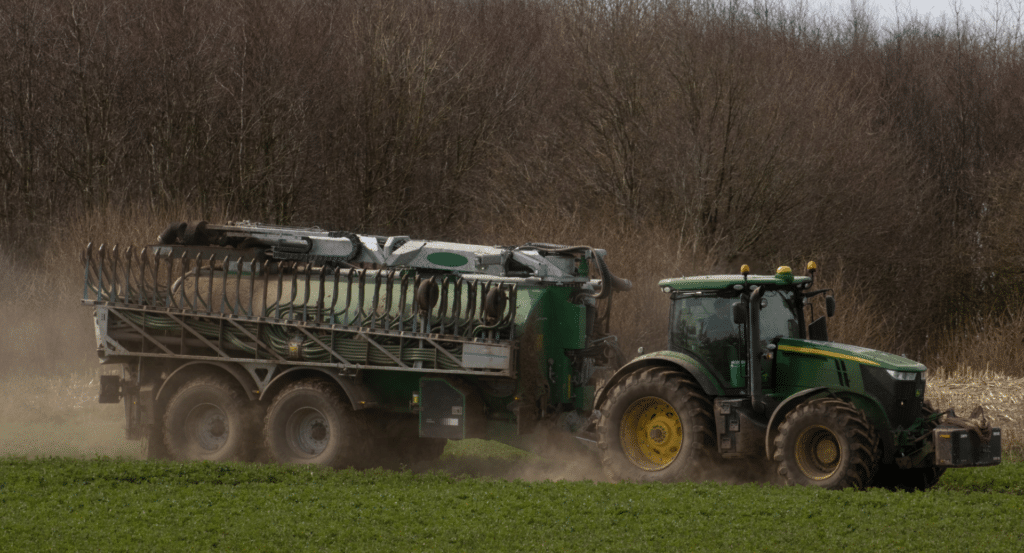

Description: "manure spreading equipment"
83 221 1000 489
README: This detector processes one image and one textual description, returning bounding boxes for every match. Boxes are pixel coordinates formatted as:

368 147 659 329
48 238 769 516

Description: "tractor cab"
661 264 823 398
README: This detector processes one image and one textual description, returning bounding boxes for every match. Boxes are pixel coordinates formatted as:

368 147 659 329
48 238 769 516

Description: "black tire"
365 413 447 470
264 380 366 467
872 401 947 491
597 367 717 482
163 377 256 462
774 398 878 489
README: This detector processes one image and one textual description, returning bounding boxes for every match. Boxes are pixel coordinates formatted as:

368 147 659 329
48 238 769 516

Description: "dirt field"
1 370 1018 462
927 372 1024 453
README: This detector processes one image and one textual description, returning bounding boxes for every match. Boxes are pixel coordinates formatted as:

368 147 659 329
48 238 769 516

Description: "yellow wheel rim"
620 396 683 471
794 425 842 480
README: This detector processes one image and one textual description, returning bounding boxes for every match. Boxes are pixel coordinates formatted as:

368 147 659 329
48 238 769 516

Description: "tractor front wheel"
774 398 878 489
597 367 716 482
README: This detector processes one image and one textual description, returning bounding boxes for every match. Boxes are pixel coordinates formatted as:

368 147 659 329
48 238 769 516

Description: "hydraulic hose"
526 245 632 298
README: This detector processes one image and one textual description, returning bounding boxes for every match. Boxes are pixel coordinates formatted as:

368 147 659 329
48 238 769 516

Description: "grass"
1 455 1022 553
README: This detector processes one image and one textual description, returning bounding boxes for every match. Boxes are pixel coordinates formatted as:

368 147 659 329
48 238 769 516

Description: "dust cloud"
0 272 140 459
0 289 784 480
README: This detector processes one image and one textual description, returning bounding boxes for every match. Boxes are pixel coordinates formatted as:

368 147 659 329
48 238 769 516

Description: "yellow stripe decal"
777 344 880 366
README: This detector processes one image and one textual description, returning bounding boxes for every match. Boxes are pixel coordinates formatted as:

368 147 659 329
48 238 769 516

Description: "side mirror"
732 302 747 325
826 296 836 317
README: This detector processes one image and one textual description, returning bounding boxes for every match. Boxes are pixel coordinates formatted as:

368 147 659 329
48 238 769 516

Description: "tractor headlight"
885 369 918 381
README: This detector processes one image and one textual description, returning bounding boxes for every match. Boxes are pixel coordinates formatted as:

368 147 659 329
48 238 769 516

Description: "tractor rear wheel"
774 398 878 489
264 380 366 468
597 367 716 482
163 377 256 462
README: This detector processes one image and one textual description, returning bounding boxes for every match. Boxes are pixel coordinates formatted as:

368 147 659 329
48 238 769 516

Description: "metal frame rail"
82 244 519 378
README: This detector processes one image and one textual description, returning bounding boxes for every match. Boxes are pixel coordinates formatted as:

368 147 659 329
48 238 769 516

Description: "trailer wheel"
163 377 255 462
264 380 365 467
597 367 716 482
774 398 878 489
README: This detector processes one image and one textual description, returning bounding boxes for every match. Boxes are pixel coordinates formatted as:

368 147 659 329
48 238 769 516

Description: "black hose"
525 244 632 297
158 222 185 245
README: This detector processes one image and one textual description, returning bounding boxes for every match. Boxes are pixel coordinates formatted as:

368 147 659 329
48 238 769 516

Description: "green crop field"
1 450 1021 553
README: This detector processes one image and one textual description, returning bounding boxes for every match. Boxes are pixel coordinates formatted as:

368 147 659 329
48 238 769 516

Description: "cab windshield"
670 289 802 377
760 289 801 343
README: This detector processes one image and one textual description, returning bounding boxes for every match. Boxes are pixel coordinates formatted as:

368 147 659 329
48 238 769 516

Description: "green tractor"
593 263 1000 489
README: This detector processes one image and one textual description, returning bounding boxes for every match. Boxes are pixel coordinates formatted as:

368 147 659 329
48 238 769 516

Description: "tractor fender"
594 351 724 409
765 387 894 462
156 361 258 405
262 367 380 411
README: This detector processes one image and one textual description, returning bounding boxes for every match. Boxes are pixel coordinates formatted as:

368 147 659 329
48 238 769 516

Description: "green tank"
84 221 628 468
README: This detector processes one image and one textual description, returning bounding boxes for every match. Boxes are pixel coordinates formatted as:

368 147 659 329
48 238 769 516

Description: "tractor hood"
775 338 926 373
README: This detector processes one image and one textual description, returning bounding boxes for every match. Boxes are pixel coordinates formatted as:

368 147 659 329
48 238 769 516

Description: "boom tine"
139 249 149 304
384 270 396 330
466 281 479 335
275 262 284 319
159 250 167 307
129 247 142 305
161 249 174 307
302 263 312 321
206 253 216 313
450 277 463 334
124 246 134 304
220 254 230 315
356 270 366 326
111 244 120 303
398 272 410 334
152 249 162 307
99 245 112 300
235 255 244 317
132 247 142 305
437 277 450 334
135 248 146 305
342 270 354 324
190 253 203 311
371 271 383 329
508 284 519 339
411 274 420 332
249 259 257 317
329 267 340 325
179 253 191 310
83 243 93 301
261 260 270 318
99 244 109 301
179 251 190 309
317 265 327 323
288 262 298 320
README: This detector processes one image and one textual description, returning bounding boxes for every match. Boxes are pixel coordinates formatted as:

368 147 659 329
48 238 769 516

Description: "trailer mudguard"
765 386 894 462
594 350 724 409
155 361 258 404
262 367 380 411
